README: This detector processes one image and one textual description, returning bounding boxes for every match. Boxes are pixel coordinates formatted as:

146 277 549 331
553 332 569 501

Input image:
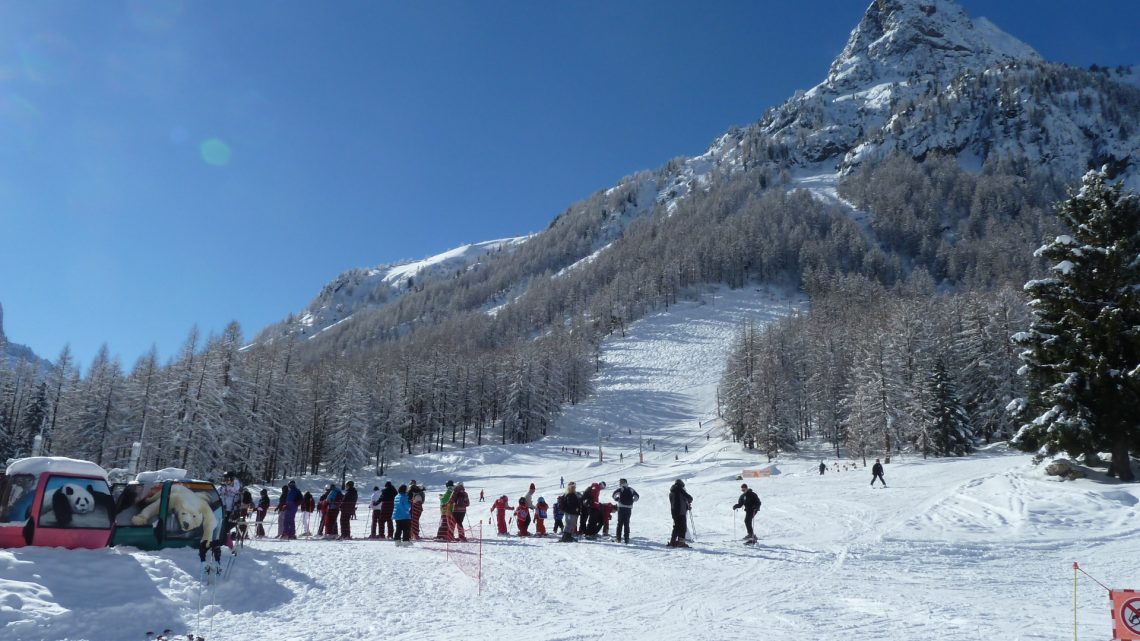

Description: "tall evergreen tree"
925 356 974 456
1011 170 1140 480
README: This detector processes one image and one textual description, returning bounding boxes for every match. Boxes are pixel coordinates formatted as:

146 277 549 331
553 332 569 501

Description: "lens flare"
18 33 76 85
199 138 232 166
0 94 42 151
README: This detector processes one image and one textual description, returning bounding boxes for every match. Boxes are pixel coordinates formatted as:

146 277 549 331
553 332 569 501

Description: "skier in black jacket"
871 459 886 487
667 479 692 547
732 483 762 544
611 479 639 544
557 482 581 542
339 481 359 539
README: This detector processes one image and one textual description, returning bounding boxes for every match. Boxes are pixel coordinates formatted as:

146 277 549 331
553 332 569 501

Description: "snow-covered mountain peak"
826 0 1040 92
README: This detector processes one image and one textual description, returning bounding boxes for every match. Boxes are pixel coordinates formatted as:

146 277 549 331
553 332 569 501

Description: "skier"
316 486 329 537
393 484 412 546
369 486 383 538
324 483 342 539
557 482 580 542
436 480 455 540
236 488 253 543
338 481 358 540
552 496 564 534
300 490 315 536
871 459 886 487
218 471 242 539
579 483 596 535
490 494 513 535
255 488 270 538
282 480 301 540
274 485 288 538
408 481 425 540
667 479 692 548
611 478 639 544
524 483 537 509
732 483 762 544
819 461 827 475
534 496 549 536
479 488 485 502
560 476 564 488
449 481 470 541
378 481 397 538
515 497 532 536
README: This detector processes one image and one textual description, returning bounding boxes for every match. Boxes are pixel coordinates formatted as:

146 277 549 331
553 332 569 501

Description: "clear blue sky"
1 0 1137 371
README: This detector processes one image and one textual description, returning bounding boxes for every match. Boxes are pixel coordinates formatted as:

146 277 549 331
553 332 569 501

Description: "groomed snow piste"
3 286 1137 641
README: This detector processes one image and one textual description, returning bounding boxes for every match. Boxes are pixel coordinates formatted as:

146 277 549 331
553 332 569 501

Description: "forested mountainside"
2 0 1136 481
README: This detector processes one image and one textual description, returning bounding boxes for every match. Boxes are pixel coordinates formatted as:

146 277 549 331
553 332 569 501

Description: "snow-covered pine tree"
1011 169 1140 480
924 355 974 456
42 345 78 455
326 373 370 479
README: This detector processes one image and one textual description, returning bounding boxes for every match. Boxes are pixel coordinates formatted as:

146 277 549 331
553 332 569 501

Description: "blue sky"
1 0 1137 371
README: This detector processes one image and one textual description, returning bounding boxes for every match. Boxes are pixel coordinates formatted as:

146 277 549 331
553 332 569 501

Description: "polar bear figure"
131 483 218 544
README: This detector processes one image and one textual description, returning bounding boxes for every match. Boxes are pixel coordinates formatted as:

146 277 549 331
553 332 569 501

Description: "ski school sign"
1112 590 1140 641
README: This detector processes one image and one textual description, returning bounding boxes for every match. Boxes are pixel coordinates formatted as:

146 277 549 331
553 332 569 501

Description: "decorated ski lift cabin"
110 468 224 552
0 456 115 549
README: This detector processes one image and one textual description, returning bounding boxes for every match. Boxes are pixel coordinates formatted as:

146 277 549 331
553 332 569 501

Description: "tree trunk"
1111 434 1135 482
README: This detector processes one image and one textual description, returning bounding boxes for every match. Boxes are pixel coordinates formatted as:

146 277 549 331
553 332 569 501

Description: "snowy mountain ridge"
0 302 50 370
260 0 1139 348
272 237 530 340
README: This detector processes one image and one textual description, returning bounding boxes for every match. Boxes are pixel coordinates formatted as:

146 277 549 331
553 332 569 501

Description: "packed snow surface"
3 287 1138 641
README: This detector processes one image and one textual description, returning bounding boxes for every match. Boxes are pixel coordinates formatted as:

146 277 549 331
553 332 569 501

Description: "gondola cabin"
110 469 224 551
0 456 114 549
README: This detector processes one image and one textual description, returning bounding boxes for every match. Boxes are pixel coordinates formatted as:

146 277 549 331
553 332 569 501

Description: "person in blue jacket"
324 483 343 539
393 484 413 546
282 480 302 539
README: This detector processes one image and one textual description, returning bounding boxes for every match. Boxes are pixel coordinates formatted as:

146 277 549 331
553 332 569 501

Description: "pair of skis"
192 545 237 640
145 630 204 641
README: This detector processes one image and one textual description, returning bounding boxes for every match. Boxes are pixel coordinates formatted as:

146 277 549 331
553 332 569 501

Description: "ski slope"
3 286 1138 641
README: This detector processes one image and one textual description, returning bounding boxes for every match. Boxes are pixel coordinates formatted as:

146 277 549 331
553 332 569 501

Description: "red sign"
1111 590 1140 640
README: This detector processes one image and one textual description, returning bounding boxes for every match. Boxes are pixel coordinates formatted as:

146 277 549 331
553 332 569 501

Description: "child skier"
534 497 549 536
515 497 532 536
490 494 513 535
552 498 564 533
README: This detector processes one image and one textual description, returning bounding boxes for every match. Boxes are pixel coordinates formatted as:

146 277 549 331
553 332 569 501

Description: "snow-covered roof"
135 468 190 484
5 456 109 479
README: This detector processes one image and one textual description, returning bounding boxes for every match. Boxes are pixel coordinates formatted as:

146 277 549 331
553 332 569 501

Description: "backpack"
453 489 470 509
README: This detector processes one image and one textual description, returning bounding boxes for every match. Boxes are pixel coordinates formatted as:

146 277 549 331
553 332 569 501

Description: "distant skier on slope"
732 483 761 544
871 459 887 487
667 479 692 548
819 461 827 475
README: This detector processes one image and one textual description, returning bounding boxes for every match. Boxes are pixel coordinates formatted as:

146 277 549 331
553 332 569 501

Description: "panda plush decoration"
50 483 95 527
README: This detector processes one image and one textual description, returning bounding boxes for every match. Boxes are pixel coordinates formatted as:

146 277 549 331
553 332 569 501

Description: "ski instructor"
667 479 692 548
732 483 761 544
